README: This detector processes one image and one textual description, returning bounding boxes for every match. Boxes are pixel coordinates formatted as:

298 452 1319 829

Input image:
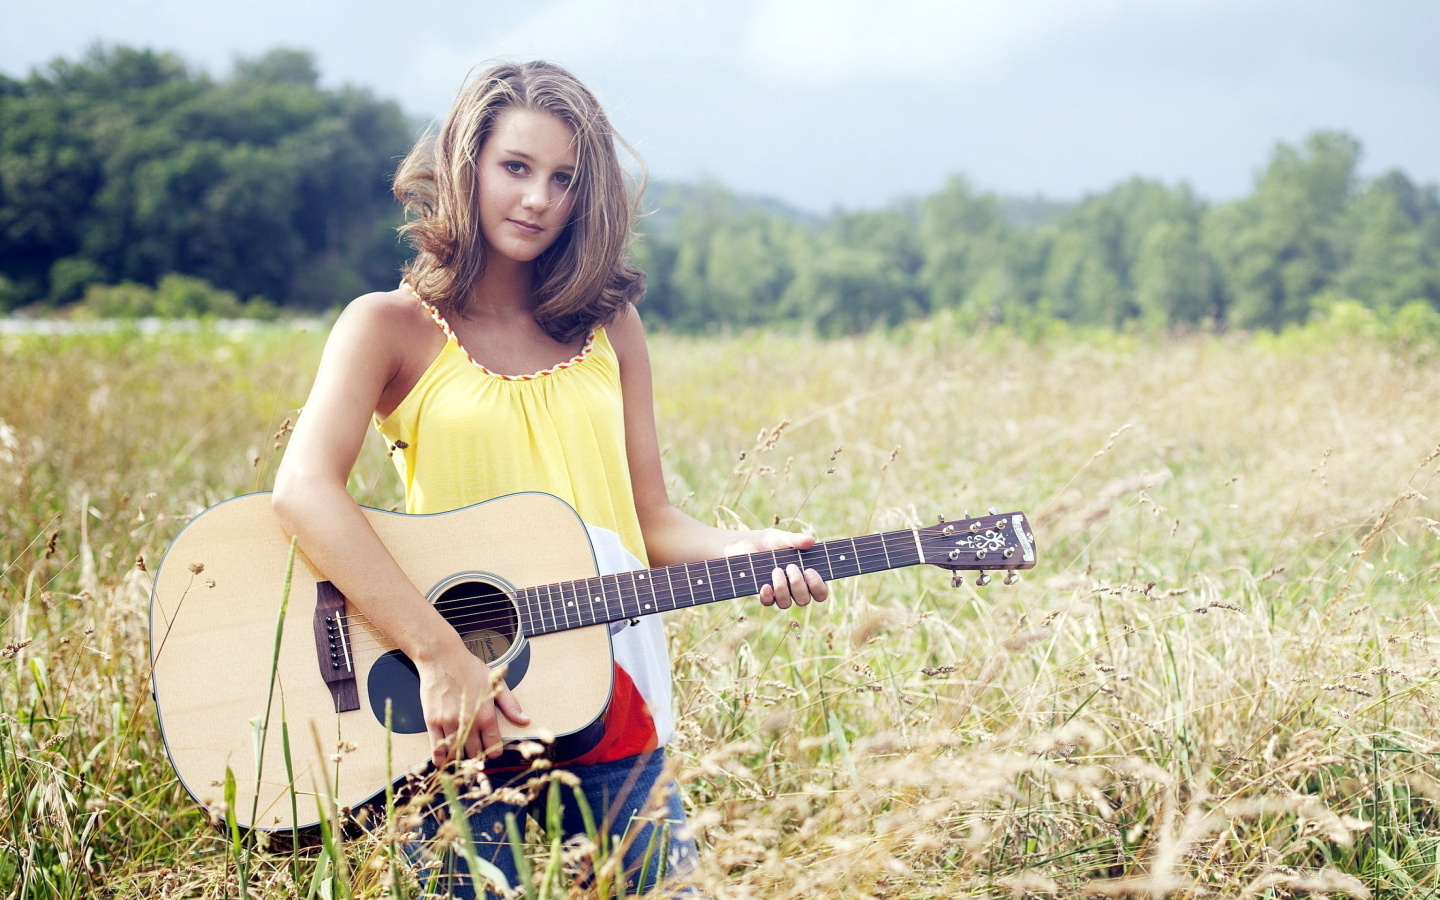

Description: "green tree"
918 176 1010 310
1339 171 1440 313
0 45 410 312
1133 219 1217 329
664 183 798 329
1208 131 1361 329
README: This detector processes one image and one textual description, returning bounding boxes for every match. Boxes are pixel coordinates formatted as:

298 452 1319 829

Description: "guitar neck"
514 529 923 637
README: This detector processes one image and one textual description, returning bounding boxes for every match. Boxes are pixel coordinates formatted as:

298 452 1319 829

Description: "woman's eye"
504 161 527 175
554 172 573 188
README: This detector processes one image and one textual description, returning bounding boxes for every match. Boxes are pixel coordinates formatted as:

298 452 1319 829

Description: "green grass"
2 317 1438 898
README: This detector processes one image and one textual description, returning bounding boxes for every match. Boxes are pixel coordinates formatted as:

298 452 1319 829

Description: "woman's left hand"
723 529 830 610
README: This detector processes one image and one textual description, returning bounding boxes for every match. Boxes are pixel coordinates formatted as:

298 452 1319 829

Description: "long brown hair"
393 61 645 341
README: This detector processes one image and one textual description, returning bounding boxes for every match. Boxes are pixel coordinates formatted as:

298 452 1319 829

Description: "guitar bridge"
314 581 360 713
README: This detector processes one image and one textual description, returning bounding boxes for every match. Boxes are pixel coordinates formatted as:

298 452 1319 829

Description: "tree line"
3 46 1439 334
0 45 410 313
635 136 1440 335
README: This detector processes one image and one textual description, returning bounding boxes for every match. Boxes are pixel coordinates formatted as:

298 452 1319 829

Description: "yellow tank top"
373 297 675 761
374 302 647 568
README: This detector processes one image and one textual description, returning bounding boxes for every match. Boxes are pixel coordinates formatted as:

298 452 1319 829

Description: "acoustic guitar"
148 491 1036 831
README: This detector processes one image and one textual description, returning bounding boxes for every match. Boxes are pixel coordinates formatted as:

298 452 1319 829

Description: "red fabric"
570 664 658 765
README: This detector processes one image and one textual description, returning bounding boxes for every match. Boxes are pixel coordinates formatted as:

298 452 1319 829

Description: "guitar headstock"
917 511 1036 582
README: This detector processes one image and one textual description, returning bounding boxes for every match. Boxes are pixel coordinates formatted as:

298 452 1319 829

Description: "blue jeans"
410 749 697 899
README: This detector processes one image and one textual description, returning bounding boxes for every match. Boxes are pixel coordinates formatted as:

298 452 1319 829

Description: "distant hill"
994 194 1073 228
639 180 822 236
639 179 1071 234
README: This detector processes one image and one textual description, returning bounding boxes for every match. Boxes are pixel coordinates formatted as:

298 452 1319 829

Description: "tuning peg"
1003 571 1020 585
975 571 992 587
988 507 999 516
937 514 946 524
951 574 965 589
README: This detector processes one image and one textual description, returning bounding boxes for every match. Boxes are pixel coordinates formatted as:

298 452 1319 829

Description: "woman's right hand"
417 639 530 767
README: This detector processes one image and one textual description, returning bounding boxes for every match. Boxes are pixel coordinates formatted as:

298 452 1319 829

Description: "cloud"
740 0 1215 88
455 0 743 73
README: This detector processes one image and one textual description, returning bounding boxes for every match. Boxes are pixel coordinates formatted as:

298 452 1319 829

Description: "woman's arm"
271 292 527 765
607 305 828 609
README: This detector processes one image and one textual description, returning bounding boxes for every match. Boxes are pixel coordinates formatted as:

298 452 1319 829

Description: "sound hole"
365 578 530 733
434 579 518 664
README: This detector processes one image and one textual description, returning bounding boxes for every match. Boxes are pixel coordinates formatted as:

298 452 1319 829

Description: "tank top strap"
399 282 599 382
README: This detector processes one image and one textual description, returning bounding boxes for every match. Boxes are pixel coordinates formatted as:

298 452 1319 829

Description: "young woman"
271 60 828 897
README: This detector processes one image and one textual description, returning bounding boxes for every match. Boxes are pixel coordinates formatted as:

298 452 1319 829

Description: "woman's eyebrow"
501 148 576 170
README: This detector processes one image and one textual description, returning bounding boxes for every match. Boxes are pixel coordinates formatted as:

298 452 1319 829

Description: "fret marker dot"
638 574 646 580
644 603 651 609
840 555 847 560
696 578 704 585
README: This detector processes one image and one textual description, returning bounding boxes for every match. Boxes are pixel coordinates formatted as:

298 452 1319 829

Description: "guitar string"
327 534 929 653
326 529 1021 654
328 535 916 652
328 528 1023 651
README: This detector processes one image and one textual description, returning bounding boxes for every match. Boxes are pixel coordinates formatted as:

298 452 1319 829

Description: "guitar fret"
532 582 544 632
532 581 547 630
516 588 531 635
576 573 593 627
590 575 607 627
662 563 679 613
763 549 783 588
891 529 922 567
824 538 860 580
634 570 653 619
573 576 590 624
615 574 627 624
610 573 627 622
545 582 560 633
560 579 575 630
690 560 713 609
514 519 1032 635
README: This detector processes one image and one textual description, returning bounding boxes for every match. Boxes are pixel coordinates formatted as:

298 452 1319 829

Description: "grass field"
2 317 1438 899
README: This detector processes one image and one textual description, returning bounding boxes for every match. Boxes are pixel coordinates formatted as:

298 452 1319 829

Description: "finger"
758 582 776 607
785 563 810 606
804 567 829 603
452 701 481 760
770 566 792 609
464 725 485 760
429 725 454 768
495 686 531 726
479 711 505 759
789 532 817 550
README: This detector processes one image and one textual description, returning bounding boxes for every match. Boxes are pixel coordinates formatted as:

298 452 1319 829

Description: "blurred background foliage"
2 45 1439 336
0 45 410 315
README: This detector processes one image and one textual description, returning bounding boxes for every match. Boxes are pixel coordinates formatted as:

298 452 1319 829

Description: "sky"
3 0 1437 213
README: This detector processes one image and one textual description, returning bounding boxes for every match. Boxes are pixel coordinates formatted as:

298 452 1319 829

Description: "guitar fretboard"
514 529 923 637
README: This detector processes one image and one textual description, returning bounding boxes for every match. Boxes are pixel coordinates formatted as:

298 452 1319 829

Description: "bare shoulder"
605 303 648 363
336 288 431 338
329 288 442 363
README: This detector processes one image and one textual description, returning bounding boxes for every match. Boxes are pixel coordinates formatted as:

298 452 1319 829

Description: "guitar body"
149 491 614 832
151 491 1036 833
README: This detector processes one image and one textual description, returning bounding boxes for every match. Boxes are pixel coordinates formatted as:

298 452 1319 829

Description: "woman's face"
474 107 580 266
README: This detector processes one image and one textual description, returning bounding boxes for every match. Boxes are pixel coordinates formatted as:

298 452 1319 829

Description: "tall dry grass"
1 318 1438 899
